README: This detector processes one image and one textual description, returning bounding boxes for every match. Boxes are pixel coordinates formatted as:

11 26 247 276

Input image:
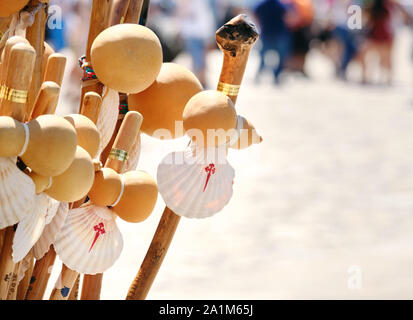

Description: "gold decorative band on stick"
0 85 6 99
0 85 28 103
217 82 240 97
108 148 129 162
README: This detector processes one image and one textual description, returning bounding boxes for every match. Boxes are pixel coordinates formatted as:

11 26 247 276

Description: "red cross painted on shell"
203 163 216 192
89 222 106 253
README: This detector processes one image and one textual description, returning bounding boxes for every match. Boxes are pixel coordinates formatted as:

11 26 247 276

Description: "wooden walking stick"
126 14 259 300
0 227 16 300
79 0 111 109
0 43 36 300
25 246 56 299
6 261 20 300
28 81 60 120
12 53 65 300
215 15 259 105
42 53 67 86
139 0 150 26
0 42 36 119
124 0 144 24
49 264 79 300
25 0 49 116
8 81 60 300
80 0 145 300
109 0 131 25
16 251 34 300
51 111 143 300
26 92 101 300
69 275 80 300
109 0 143 25
79 91 102 125
81 110 144 300
0 96 15 251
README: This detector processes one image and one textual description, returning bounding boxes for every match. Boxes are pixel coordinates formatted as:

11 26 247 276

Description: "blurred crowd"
46 0 413 87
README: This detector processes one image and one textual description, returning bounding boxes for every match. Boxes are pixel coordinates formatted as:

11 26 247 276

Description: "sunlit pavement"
49 27 413 299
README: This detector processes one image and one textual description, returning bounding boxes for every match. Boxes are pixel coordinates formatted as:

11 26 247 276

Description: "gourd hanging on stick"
128 62 203 139
0 0 29 18
126 15 260 300
50 111 157 300
26 94 102 300
80 1 147 299
91 23 162 94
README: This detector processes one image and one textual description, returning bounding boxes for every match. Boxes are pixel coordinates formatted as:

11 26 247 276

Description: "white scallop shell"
53 204 123 275
33 202 69 260
0 157 37 229
96 87 119 156
157 145 235 219
12 194 59 263
122 133 141 173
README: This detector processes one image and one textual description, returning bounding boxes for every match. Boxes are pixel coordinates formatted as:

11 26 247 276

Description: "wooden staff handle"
49 264 79 300
124 0 144 24
80 111 142 300
0 43 36 121
0 43 37 300
215 14 259 104
126 207 180 300
126 15 259 300
16 251 34 300
26 0 49 118
26 247 57 300
6 262 20 300
104 111 143 172
80 0 111 110
0 36 29 86
0 16 12 37
29 81 60 120
109 0 130 26
81 0 146 299
80 274 103 300
43 53 67 86
86 0 111 62
69 275 80 300
139 0 150 26
80 92 102 125
0 230 4 253
99 0 146 165
0 227 16 300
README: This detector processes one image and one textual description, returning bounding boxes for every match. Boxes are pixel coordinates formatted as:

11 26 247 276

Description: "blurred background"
46 0 413 299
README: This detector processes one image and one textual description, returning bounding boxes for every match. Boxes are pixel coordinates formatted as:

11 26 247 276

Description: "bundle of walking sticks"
0 0 262 300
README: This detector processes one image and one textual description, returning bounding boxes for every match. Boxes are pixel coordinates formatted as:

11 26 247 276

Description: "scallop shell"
157 144 235 219
96 87 119 156
12 194 59 263
0 157 37 229
33 202 69 260
53 204 123 275
122 133 141 173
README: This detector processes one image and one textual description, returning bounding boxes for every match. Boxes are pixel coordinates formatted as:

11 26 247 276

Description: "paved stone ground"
48 27 413 299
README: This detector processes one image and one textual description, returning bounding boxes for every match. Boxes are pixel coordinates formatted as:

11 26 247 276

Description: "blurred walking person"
254 0 292 84
358 0 408 84
328 0 360 79
177 0 215 87
284 0 314 76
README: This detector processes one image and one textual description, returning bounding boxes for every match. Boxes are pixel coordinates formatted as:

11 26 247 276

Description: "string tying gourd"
78 55 98 82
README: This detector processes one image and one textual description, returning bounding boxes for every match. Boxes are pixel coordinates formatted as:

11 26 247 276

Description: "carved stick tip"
216 14 259 53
